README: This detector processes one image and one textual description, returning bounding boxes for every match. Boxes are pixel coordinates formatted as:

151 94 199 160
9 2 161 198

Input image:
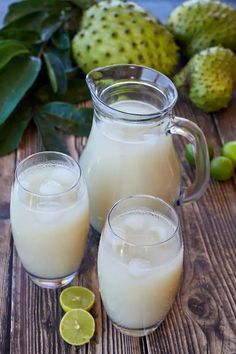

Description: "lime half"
60 286 95 312
59 309 95 346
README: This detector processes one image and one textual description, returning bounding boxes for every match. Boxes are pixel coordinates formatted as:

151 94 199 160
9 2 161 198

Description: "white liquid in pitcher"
80 100 181 232
98 210 183 330
10 164 89 278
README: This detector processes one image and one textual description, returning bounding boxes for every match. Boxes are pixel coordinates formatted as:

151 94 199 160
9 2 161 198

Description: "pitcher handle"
166 116 210 205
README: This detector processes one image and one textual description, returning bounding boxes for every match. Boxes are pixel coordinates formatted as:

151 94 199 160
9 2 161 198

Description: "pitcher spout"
85 64 178 119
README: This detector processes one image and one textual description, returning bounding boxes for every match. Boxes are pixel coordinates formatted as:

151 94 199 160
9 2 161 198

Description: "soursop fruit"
168 0 236 58
174 47 236 112
72 0 178 76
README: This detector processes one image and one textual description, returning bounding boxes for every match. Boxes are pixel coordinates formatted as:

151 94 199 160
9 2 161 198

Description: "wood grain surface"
0 1 236 354
0 93 235 354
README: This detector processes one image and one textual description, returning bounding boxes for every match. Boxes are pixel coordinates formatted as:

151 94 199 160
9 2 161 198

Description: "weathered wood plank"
144 96 236 354
0 153 15 354
8 94 236 354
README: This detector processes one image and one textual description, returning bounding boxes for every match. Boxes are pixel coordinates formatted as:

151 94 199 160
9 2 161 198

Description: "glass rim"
15 151 82 198
107 194 180 247
86 64 178 123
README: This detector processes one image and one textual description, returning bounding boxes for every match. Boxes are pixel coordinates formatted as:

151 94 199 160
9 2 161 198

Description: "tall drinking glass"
10 152 89 289
98 195 183 337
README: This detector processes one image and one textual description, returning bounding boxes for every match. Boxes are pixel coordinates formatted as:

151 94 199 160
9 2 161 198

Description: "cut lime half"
60 286 95 312
59 309 95 346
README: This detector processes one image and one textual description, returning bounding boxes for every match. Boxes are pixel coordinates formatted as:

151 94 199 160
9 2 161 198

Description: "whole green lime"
221 141 236 167
210 156 234 181
185 142 214 167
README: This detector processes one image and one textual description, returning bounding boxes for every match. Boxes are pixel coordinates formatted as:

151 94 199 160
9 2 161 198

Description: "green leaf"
2 12 48 37
0 103 32 156
45 45 74 73
0 28 40 44
4 1 49 24
0 56 41 124
41 14 66 42
4 0 70 25
43 52 67 94
36 79 90 104
3 10 69 44
34 113 68 153
42 102 93 136
0 40 29 70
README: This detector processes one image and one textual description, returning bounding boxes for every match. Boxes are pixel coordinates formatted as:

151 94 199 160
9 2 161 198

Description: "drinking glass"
98 195 183 336
10 151 89 289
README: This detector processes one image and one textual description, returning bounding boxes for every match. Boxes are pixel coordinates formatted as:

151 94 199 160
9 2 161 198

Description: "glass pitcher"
80 64 209 232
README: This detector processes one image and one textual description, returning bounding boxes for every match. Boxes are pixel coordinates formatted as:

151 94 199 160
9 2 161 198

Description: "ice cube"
52 167 75 187
125 213 147 233
148 226 167 243
39 180 64 195
128 258 151 277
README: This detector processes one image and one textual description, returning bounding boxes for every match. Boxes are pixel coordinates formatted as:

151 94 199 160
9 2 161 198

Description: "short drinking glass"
98 195 183 336
10 151 89 289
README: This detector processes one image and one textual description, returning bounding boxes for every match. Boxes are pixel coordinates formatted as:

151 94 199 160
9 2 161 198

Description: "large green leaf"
46 45 74 73
0 56 41 124
41 14 67 42
43 52 67 94
4 1 49 24
0 103 32 156
34 113 68 153
2 11 48 37
0 40 29 70
3 12 48 33
36 79 90 104
42 102 93 136
4 0 70 25
3 11 69 44
0 28 40 44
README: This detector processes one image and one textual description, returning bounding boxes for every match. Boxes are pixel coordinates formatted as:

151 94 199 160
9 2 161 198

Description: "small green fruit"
174 47 236 112
221 141 236 167
185 143 195 166
185 142 214 166
210 156 234 181
168 0 236 58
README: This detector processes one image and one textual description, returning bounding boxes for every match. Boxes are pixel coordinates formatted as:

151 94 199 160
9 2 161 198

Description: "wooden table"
1 1 236 353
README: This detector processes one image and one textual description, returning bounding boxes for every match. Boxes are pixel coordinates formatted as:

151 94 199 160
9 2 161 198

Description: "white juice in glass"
80 100 181 233
98 195 183 336
10 152 89 288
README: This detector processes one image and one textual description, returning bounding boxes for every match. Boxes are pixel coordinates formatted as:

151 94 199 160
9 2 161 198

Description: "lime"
221 141 236 167
210 156 234 181
59 309 95 346
60 286 95 312
185 142 214 166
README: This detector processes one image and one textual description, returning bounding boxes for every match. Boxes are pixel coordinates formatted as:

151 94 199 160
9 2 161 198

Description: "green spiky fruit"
168 0 236 57
174 47 236 112
72 0 178 76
